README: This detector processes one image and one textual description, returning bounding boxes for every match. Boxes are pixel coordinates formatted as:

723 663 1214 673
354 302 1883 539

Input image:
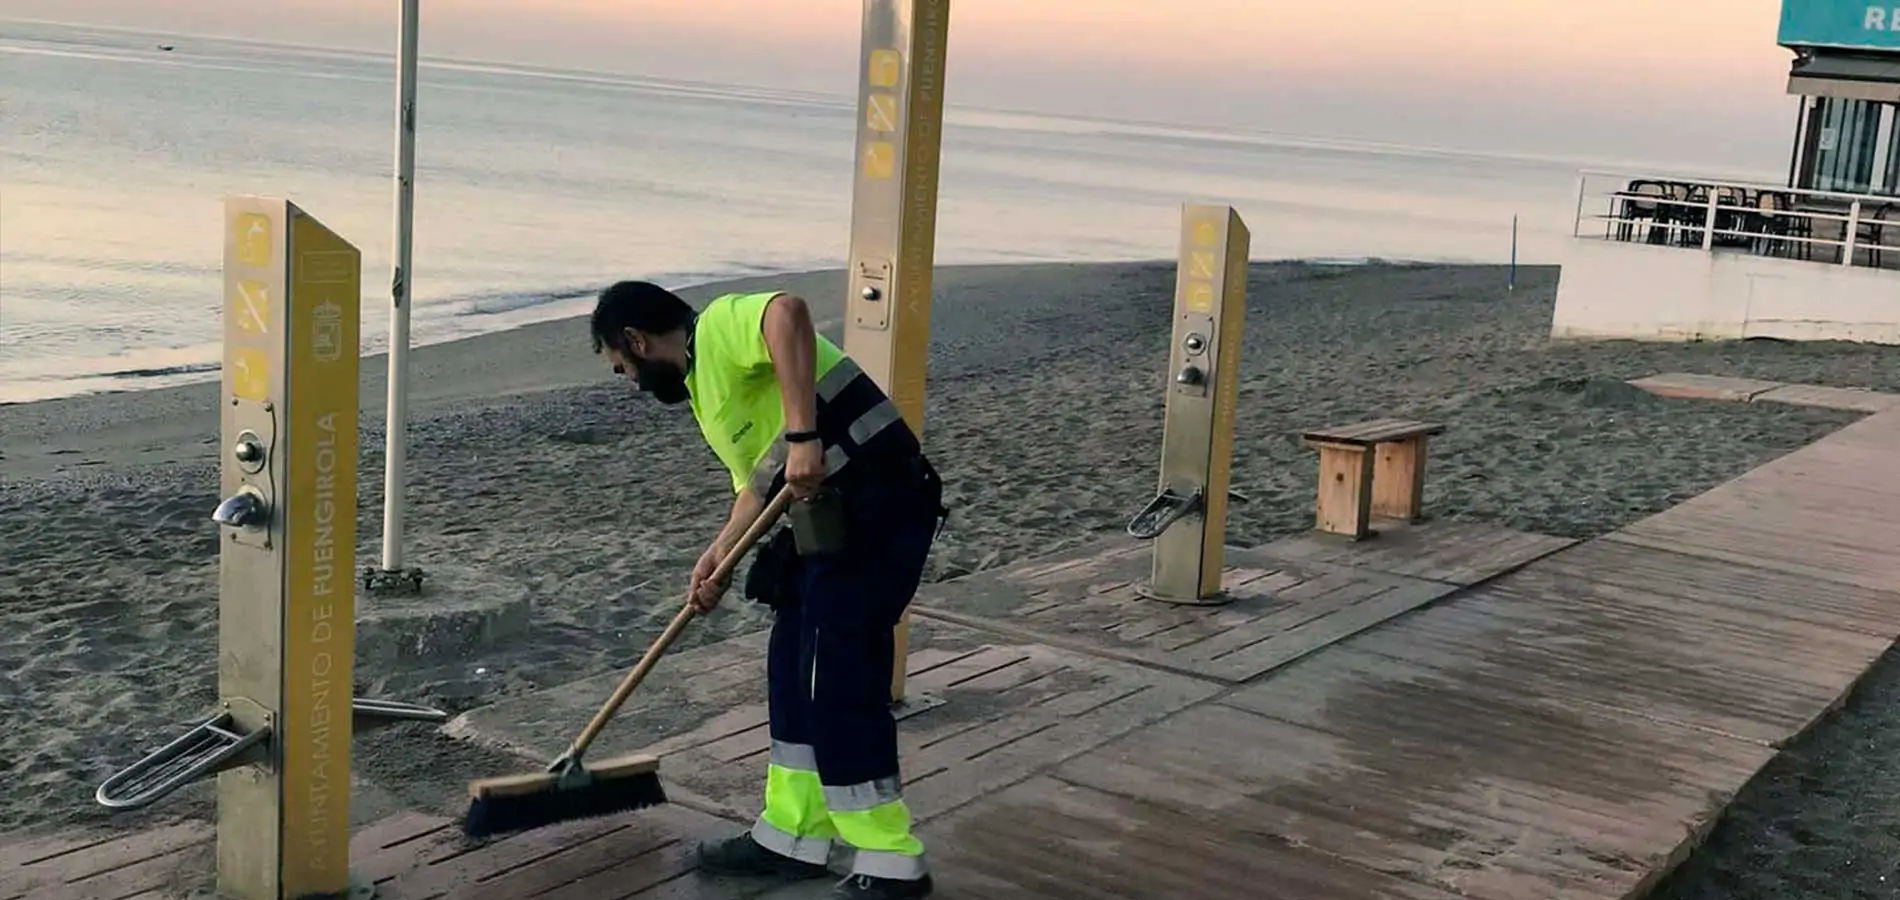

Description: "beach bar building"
1550 0 1900 344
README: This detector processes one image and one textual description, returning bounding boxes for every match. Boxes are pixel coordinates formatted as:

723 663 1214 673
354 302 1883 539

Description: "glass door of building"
1798 95 1893 194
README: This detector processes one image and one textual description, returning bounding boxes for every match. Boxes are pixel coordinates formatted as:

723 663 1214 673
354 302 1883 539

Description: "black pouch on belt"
789 487 848 556
744 527 799 609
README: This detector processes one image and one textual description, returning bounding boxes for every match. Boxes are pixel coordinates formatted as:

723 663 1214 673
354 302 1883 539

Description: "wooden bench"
1301 418 1445 539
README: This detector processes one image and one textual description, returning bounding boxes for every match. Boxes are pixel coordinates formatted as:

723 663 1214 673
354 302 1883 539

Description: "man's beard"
633 357 690 405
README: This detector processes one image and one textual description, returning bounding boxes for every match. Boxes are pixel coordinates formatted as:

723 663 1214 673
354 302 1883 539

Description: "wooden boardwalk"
447 617 1223 826
10 406 1900 900
1628 372 1900 412
913 522 1571 684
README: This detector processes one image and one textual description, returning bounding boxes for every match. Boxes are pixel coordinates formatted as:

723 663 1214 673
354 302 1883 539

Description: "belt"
830 446 934 493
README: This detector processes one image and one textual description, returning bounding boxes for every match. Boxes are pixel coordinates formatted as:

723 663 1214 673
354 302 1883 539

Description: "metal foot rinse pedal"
1127 487 1205 540
96 709 272 811
352 697 449 726
94 696 449 812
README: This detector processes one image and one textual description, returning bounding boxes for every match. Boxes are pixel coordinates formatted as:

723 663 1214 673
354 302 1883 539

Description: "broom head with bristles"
462 753 667 839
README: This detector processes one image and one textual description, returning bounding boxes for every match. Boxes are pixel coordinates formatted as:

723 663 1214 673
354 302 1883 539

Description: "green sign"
1781 1 1900 50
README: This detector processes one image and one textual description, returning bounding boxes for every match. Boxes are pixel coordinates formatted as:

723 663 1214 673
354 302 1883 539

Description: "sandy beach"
6 260 1900 897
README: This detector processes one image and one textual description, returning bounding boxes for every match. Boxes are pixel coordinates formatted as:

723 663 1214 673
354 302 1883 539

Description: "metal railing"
1571 169 1900 270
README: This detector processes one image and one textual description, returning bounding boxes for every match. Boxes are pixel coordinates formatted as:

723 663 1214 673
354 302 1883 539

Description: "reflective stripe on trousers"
752 741 927 878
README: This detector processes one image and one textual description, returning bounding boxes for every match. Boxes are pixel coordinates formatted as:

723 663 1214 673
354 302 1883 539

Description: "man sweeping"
590 281 946 900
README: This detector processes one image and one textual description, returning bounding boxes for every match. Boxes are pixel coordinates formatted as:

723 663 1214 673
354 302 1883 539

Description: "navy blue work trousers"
764 466 941 793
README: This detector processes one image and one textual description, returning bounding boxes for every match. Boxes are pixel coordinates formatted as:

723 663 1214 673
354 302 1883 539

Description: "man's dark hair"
590 281 695 354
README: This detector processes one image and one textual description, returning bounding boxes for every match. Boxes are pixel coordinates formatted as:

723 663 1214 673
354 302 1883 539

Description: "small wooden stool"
1300 418 1445 539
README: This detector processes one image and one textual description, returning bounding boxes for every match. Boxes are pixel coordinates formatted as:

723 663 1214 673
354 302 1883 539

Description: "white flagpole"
381 0 420 576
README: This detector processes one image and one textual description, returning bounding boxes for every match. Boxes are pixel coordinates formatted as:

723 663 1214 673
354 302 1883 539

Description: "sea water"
5 19 1611 404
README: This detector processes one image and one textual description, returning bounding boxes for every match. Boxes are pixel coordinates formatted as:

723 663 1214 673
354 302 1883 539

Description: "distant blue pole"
1509 214 1518 292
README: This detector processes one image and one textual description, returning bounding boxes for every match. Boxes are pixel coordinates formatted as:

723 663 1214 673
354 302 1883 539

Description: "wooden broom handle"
566 488 796 760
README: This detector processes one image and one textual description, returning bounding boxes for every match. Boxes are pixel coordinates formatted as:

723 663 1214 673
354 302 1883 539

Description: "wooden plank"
362 805 729 900
1 821 214 900
1606 410 1900 592
914 534 1476 683
1626 373 1782 402
1632 432 1900 507
376 820 663 900
907 667 1215 807
1026 572 1298 636
1257 521 1575 587
1006 540 1148 589
602 644 1063 823
1371 434 1429 521
443 632 774 763
1394 528 1573 586
693 721 774 766
1220 646 1773 797
1198 646 1777 899
632 703 773 765
1165 568 1427 662
1752 382 1900 413
1335 583 1864 745
907 646 1035 692
1090 592 1214 642
896 651 1079 750
569 629 1219 827
444 619 1005 773
1517 539 1900 639
905 675 1149 776
1484 577 1892 691
896 653 1093 780
1055 698 1761 900
916 656 1217 822
1314 443 1375 538
352 812 459 854
348 814 467 895
925 775 1464 900
1607 513 1900 596
0 816 459 900
0 829 130 872
488 837 689 900
904 645 993 678
394 816 637 898
1302 418 1445 446
12 840 211 900
1504 549 1896 686
1125 599 1288 653
358 823 473 886
0 820 211 874
1194 578 1453 681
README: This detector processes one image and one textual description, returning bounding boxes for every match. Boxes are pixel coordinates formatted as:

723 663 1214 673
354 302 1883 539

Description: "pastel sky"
5 0 1801 171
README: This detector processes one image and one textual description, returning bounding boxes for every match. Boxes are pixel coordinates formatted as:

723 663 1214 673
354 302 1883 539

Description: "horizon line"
3 13 1783 180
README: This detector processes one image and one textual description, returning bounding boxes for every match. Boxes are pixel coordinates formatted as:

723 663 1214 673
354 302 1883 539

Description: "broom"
462 487 796 838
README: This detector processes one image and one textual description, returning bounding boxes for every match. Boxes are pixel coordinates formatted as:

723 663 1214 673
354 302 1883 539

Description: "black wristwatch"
784 429 821 444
